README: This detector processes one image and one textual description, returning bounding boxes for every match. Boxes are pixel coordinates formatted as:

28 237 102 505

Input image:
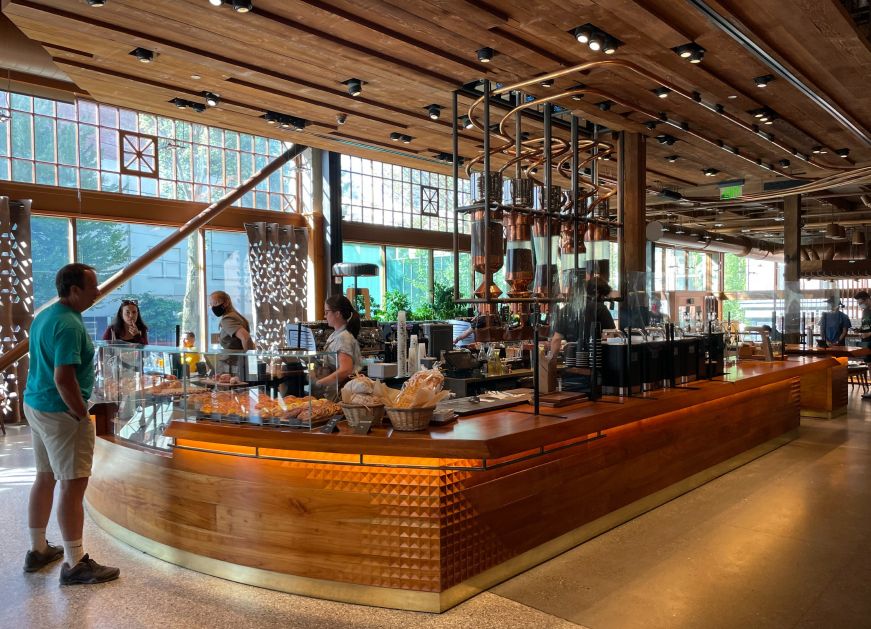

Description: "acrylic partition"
91 343 340 449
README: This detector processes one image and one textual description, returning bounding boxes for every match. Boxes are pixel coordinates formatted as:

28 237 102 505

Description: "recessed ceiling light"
130 47 155 63
344 78 363 97
540 79 554 88
836 148 850 158
653 87 671 98
727 94 737 99
754 74 774 87
476 47 494 63
232 0 252 12
190 74 202 80
209 0 222 6
665 155 679 163
86 0 107 6
425 104 441 120
703 168 718 177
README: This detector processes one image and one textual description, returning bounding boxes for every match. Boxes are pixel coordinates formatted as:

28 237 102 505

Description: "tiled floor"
2 391 870 629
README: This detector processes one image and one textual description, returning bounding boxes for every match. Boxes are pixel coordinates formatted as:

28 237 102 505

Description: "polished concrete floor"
2 391 871 629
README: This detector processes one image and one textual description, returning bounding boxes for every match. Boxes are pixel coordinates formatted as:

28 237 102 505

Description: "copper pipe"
467 59 853 175
0 144 308 374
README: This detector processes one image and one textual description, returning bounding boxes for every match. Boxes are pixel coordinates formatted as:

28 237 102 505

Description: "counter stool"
847 363 869 393
332 263 379 318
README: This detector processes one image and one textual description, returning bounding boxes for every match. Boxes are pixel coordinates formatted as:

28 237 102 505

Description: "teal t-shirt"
24 302 95 412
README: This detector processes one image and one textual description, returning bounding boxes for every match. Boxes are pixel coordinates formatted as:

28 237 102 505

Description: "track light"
540 79 554 88
703 168 718 177
189 103 206 113
836 148 850 158
597 100 612 111
673 43 705 63
401 135 412 144
778 159 790 167
87 0 107 5
232 0 252 12
202 92 220 107
574 26 591 43
714 233 724 241
390 132 402 141
645 121 658 130
344 78 362 97
209 0 222 5
653 87 671 98
170 98 187 110
665 155 679 162
754 74 774 87
336 113 347 125
263 112 277 125
812 146 827 154
459 115 473 130
674 225 686 235
425 104 441 120
656 134 677 146
588 33 603 52
130 48 155 63
170 98 205 113
603 38 620 55
476 47 494 63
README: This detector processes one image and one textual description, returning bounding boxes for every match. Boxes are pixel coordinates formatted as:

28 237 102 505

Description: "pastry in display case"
91 343 341 449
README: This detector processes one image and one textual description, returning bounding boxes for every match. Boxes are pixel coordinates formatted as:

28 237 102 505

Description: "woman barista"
209 291 254 377
315 295 362 399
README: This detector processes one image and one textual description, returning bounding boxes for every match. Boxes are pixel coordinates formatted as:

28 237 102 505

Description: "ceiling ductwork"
646 221 783 261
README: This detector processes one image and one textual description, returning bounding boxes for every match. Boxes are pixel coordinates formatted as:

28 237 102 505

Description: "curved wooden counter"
86 357 836 612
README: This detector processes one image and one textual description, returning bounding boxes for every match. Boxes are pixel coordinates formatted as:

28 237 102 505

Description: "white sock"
29 527 48 553
63 539 84 565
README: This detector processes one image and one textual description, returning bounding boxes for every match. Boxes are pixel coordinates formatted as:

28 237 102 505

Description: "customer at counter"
101 299 148 344
819 297 851 346
315 295 362 397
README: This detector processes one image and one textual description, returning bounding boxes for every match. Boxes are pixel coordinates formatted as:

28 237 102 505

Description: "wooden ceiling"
3 0 871 237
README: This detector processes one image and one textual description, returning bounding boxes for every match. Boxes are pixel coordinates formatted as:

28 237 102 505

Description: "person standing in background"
23 263 120 585
820 297 851 346
101 299 148 344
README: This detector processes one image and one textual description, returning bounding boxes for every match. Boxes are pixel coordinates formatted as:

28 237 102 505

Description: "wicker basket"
340 402 385 427
385 406 436 431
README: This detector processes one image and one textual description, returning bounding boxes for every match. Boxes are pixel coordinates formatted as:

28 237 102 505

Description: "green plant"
372 290 410 322
431 281 467 320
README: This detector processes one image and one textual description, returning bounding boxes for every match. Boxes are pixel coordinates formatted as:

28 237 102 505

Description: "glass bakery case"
90 343 340 450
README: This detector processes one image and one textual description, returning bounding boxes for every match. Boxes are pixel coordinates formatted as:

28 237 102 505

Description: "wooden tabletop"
785 345 871 357
164 357 837 460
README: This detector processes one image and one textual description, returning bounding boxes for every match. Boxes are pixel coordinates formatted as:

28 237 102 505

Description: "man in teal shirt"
22 263 119 585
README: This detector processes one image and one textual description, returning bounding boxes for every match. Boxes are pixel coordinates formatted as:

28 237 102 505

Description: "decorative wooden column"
783 194 802 344
618 132 647 279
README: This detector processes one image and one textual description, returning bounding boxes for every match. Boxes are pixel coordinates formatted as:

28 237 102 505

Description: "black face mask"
211 304 226 317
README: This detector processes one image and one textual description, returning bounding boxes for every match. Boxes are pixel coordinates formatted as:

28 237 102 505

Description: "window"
386 247 431 311
433 249 472 299
687 251 706 291
205 231 253 347
341 243 382 308
341 154 471 233
30 216 71 309
0 90 299 212
77 220 190 345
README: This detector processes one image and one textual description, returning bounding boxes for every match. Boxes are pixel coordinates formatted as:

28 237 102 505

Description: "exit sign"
720 184 743 200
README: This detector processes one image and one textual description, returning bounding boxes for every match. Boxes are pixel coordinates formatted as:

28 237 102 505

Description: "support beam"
618 132 647 278
783 194 802 344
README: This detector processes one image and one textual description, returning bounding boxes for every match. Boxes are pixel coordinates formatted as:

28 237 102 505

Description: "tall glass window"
30 216 71 309
341 154 471 233
386 247 431 311
205 230 254 348
0 91 299 212
341 243 382 309
76 221 189 345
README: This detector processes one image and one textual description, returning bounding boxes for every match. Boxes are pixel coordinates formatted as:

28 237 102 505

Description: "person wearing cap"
820 297 851 346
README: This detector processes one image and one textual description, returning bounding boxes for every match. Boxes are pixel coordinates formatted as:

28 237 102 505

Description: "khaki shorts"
24 403 95 481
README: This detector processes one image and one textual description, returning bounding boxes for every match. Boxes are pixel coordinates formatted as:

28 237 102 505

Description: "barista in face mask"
209 291 255 351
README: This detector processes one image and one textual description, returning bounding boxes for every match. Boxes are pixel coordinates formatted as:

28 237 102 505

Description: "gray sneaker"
59 554 120 585
23 543 64 572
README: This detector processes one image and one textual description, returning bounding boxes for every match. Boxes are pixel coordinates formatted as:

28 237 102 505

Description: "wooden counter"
86 357 837 612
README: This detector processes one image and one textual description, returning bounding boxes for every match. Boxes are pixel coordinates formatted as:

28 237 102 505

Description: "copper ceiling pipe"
468 59 853 175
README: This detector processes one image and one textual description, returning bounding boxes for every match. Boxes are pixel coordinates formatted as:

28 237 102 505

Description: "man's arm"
54 365 89 420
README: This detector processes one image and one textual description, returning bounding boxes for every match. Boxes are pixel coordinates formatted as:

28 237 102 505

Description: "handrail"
0 143 309 374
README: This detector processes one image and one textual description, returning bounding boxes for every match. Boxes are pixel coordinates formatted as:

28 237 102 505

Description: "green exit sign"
720 184 743 200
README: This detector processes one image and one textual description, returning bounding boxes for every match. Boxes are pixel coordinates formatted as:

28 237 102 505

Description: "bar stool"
847 363 869 393
331 263 379 318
